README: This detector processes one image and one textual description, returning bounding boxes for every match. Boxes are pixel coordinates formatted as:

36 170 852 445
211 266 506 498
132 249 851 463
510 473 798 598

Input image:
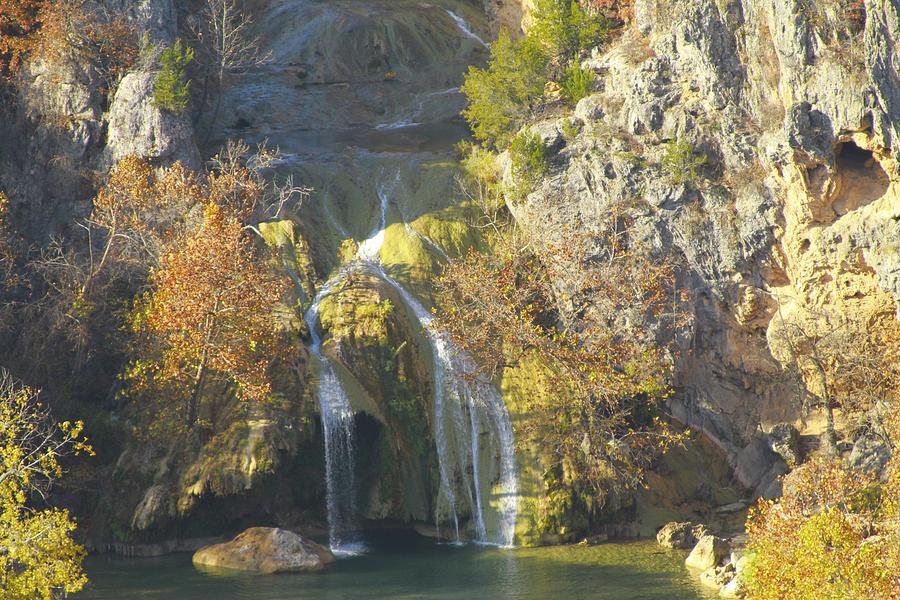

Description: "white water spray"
445 10 489 48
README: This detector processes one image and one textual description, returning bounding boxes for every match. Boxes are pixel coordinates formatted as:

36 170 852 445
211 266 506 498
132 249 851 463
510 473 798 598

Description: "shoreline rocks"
685 535 730 571
192 527 335 574
658 521 749 597
656 521 709 549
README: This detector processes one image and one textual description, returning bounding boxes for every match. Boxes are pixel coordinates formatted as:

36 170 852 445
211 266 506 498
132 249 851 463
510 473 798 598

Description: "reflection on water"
78 533 714 600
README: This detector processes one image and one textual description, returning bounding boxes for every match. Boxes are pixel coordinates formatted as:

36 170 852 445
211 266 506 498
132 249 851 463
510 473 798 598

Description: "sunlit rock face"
496 0 900 496
192 527 335 573
105 71 201 170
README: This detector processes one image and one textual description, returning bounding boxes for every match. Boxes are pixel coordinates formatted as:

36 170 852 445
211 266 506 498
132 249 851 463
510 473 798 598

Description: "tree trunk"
813 360 839 456
187 360 207 428
186 311 216 428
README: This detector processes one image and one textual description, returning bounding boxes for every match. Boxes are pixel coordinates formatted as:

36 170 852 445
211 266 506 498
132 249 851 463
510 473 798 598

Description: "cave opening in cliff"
832 140 889 215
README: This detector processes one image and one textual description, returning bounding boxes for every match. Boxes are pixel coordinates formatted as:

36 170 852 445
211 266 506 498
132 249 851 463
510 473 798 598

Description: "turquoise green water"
78 534 713 599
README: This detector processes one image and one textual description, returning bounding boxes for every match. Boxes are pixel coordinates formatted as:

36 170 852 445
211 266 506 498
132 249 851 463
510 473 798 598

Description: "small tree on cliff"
189 0 269 140
461 30 548 146
153 39 193 113
529 0 610 68
0 370 93 599
128 203 289 428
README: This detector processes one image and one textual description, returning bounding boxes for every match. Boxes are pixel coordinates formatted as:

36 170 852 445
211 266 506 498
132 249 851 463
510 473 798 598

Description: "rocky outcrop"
104 71 200 169
192 527 335 573
766 423 800 467
685 534 730 571
656 521 708 549
104 0 177 46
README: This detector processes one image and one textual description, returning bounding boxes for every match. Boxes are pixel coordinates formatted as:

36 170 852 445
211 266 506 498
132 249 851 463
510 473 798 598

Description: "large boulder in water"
192 527 335 573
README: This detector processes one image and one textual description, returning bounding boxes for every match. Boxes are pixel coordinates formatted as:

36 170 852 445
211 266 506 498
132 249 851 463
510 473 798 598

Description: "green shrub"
509 130 549 193
530 0 611 66
560 63 595 104
462 30 548 147
152 39 193 113
561 117 582 140
661 138 707 185
459 141 505 214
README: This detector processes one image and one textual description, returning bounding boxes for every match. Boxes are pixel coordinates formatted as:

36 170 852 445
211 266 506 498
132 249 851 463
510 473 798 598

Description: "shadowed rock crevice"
831 140 890 215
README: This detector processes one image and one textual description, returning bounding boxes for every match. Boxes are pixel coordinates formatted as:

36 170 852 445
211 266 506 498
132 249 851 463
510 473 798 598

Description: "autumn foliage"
0 0 136 94
745 442 900 599
0 371 92 599
435 216 688 508
0 0 43 78
129 202 288 428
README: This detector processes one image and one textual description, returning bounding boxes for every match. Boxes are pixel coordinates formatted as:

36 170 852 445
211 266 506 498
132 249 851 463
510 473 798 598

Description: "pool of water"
78 533 713 599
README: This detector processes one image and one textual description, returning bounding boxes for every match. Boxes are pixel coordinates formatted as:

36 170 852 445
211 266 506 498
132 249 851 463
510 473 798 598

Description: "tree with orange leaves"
82 156 203 298
128 203 289 428
0 0 43 79
0 1 136 92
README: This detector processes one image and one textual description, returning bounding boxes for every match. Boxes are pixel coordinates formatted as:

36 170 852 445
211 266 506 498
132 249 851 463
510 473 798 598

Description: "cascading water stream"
403 222 451 262
360 172 517 546
303 275 366 556
359 254 519 547
375 87 461 131
445 10 489 48
308 170 517 548
297 178 396 555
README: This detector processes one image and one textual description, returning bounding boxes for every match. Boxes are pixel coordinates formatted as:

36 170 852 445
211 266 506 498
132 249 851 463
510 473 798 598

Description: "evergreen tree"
152 39 194 113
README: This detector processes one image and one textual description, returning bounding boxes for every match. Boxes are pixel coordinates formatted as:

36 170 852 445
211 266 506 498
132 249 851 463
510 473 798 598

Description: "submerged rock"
192 527 335 573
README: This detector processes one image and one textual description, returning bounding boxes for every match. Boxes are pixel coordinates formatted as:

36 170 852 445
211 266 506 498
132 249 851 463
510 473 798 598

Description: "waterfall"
445 10 489 49
299 175 395 554
362 260 519 547
306 173 517 549
304 275 366 556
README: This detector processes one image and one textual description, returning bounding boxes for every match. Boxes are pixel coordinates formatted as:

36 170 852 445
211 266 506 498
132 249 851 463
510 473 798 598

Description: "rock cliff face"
499 0 899 495
1 0 196 240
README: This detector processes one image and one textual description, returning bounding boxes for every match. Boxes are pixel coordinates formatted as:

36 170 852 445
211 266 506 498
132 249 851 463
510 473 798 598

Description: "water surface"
79 534 713 599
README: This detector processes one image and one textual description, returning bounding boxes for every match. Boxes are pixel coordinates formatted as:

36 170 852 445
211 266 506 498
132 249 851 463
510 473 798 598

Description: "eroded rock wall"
502 0 900 495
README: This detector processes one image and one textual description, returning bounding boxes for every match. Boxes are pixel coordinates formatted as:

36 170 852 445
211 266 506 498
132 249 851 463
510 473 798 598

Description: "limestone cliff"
498 0 899 497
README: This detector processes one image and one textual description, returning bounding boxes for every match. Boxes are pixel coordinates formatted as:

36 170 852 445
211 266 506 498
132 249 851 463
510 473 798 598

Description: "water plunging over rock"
304 274 366 555
212 0 518 548
304 173 519 547
359 248 518 547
